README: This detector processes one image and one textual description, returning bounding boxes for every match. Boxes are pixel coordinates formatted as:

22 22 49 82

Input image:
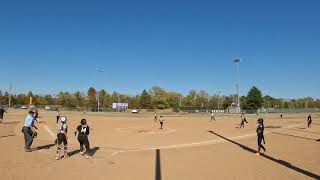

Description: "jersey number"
81 126 87 133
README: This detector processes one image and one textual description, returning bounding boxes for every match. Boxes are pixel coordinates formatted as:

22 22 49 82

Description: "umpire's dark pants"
23 127 33 150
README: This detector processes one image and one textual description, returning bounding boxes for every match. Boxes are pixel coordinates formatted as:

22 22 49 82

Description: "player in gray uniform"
55 116 68 160
159 115 165 130
154 113 158 122
210 111 215 122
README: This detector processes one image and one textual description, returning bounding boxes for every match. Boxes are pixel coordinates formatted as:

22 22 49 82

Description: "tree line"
0 86 319 111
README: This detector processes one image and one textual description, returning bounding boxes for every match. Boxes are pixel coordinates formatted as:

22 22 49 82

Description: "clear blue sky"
0 0 319 98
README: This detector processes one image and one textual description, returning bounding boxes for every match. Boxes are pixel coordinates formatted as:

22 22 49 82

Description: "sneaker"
80 151 85 155
55 156 60 160
255 153 261 156
25 149 32 152
86 155 91 159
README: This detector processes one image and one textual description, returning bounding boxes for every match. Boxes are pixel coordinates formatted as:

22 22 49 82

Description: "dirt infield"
0 110 319 180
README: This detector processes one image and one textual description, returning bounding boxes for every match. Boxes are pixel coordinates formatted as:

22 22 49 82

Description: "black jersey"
256 124 264 136
308 115 312 121
77 125 90 136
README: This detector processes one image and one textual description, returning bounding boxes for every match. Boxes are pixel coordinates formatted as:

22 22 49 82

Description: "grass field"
0 110 319 180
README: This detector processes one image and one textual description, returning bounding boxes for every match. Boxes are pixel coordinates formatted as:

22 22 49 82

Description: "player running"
154 113 158 122
159 115 165 130
210 111 215 122
55 116 68 160
307 114 312 128
56 110 61 124
75 119 91 159
240 113 248 128
256 118 266 156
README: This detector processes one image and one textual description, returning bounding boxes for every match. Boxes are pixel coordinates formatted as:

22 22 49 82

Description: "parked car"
21 105 27 109
131 109 139 114
45 105 51 110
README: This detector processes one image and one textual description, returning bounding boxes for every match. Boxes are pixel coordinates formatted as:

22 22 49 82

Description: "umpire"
23 110 37 152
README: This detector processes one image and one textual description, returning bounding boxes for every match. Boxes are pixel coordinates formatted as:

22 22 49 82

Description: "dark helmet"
258 118 264 124
81 118 87 125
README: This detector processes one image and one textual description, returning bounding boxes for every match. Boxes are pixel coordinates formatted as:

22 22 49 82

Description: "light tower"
96 67 105 112
233 58 241 113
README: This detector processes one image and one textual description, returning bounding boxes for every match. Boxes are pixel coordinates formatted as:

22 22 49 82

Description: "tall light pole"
96 67 105 112
8 84 12 108
97 91 100 112
233 58 241 113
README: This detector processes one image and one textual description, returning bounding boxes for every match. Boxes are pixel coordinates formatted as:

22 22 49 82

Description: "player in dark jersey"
280 113 283 119
56 116 68 160
240 113 248 128
256 118 266 156
307 114 312 128
0 106 7 120
56 111 60 124
75 119 91 159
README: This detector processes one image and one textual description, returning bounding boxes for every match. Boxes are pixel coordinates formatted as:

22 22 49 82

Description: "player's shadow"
0 121 20 124
68 147 100 157
68 150 81 157
208 131 319 179
290 129 320 135
91 147 100 156
264 126 282 129
155 149 162 180
35 143 56 150
0 134 15 139
272 132 318 141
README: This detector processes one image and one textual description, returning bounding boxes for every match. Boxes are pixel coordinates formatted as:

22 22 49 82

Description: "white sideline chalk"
43 125 56 139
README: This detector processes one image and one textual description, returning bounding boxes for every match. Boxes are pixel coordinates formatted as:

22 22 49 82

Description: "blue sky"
0 0 319 98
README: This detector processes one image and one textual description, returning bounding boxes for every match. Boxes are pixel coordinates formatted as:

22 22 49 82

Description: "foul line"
43 125 56 139
108 122 304 158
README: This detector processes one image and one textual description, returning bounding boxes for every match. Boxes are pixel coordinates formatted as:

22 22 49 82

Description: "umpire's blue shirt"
24 115 34 127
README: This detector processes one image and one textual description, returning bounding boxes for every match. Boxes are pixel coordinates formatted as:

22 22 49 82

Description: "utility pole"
96 67 105 112
8 84 12 108
233 58 241 113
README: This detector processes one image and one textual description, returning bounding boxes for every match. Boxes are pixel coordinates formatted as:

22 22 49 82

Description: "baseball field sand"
0 110 319 180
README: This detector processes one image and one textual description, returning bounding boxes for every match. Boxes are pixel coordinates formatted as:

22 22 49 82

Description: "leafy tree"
98 89 110 108
140 90 152 109
57 92 66 106
195 90 209 108
149 86 168 109
246 86 263 110
167 91 181 111
223 96 233 109
240 96 247 109
87 87 97 109
184 90 196 107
